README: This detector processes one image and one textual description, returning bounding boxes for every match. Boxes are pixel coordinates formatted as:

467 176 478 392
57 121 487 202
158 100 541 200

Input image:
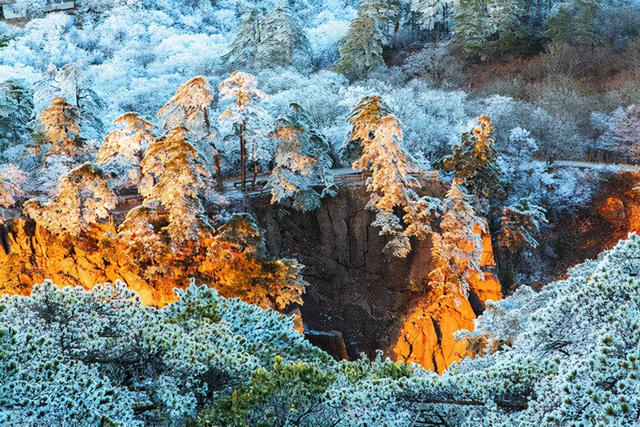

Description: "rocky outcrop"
499 172 640 289
1 181 503 372
390 233 502 373
0 214 305 310
0 219 181 306
252 184 503 370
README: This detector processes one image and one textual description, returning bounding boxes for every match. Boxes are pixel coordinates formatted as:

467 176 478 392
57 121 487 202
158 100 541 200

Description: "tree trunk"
203 108 224 192
213 153 224 192
252 161 259 189
240 124 246 192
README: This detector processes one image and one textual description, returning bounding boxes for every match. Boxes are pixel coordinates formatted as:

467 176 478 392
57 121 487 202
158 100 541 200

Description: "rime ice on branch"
346 95 441 257
267 103 335 212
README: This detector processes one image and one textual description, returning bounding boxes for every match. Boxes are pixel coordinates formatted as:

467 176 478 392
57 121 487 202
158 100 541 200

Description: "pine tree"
334 7 387 80
158 76 224 192
267 103 335 212
435 114 506 201
348 96 441 257
34 62 105 139
496 198 547 253
221 9 263 70
138 127 214 246
341 95 393 163
0 79 33 154
454 0 493 54
97 112 157 188
455 0 528 56
429 180 485 294
218 71 270 192
360 0 404 35
411 0 459 42
23 163 117 237
222 6 311 70
38 97 82 157
256 5 311 69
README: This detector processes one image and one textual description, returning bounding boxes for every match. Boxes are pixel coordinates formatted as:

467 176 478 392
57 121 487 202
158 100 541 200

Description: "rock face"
0 213 306 310
0 219 180 306
252 184 502 370
1 182 503 372
390 234 502 373
500 172 640 289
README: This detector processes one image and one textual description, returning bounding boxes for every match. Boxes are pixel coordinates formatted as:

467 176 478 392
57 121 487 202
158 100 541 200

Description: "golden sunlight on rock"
391 231 502 373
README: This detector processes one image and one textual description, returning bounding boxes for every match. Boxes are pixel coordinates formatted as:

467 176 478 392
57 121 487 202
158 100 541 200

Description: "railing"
584 147 639 166
111 169 442 213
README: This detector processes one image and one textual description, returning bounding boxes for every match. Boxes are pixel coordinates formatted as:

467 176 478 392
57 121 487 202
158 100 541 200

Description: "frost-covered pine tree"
341 95 394 163
223 6 311 70
158 76 224 191
0 79 33 156
454 0 491 54
24 163 117 237
137 127 214 245
334 6 388 80
360 0 404 35
411 0 459 42
435 114 506 201
267 103 335 212
454 0 525 55
218 71 271 192
221 9 263 70
257 5 311 69
349 96 441 257
429 180 485 294
496 198 547 253
34 62 105 140
38 97 82 157
97 112 157 189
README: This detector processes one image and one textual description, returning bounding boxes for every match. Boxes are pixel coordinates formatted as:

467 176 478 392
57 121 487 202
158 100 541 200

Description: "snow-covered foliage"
429 180 485 294
218 71 272 189
267 103 336 212
347 96 442 257
407 233 640 425
97 112 156 188
0 281 328 426
24 163 117 236
0 280 416 426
